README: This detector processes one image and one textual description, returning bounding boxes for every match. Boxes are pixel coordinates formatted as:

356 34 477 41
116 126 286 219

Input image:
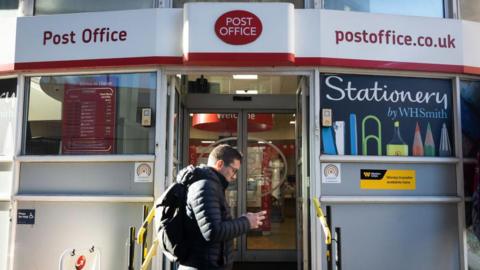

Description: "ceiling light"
235 90 258 95
290 121 296 125
201 140 216 144
233 74 258 80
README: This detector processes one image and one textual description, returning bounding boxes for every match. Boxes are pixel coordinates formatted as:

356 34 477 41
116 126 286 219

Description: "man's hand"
244 210 267 229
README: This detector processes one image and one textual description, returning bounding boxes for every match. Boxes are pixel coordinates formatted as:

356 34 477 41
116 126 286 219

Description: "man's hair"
207 144 243 166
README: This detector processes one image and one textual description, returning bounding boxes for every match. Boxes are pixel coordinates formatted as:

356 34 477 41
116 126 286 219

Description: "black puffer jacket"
177 165 250 269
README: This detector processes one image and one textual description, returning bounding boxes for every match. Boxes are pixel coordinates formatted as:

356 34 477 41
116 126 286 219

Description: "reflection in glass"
26 73 156 155
324 0 444 18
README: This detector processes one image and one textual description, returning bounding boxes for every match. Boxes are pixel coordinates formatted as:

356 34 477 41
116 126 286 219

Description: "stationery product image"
386 121 408 156
424 122 436 156
334 121 345 155
412 122 424 156
322 127 337 155
439 123 452 157
349 113 358 155
361 115 382 155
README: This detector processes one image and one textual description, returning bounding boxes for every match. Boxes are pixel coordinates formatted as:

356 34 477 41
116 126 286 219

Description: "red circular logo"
214 10 263 45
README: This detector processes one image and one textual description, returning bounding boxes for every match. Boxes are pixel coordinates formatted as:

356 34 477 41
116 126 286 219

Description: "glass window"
34 0 154 15
25 72 156 155
0 0 18 17
0 78 17 156
461 80 480 269
324 0 444 18
460 80 480 158
173 0 303 9
461 0 480 22
0 0 18 9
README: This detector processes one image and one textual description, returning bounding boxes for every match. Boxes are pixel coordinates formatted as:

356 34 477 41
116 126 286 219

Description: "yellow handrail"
312 197 332 245
140 239 159 270
137 208 156 245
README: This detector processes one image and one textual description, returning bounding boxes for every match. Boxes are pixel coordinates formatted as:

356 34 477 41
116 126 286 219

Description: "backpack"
156 166 199 262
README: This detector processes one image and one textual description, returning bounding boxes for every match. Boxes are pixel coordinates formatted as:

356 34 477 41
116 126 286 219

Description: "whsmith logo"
361 169 386 180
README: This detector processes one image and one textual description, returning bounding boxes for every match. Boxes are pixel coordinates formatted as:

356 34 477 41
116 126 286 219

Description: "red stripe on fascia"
295 57 464 73
14 56 183 70
185 53 295 66
463 65 480 75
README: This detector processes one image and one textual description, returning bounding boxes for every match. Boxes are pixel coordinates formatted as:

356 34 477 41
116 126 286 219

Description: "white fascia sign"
14 9 182 69
183 2 295 65
296 9 464 72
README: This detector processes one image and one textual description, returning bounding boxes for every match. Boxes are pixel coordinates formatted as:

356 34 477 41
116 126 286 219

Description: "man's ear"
214 159 224 170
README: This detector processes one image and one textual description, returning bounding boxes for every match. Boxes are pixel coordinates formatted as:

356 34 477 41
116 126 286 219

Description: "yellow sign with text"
360 169 416 190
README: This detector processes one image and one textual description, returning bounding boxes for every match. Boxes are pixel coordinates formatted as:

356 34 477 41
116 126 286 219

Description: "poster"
320 74 454 157
62 84 116 154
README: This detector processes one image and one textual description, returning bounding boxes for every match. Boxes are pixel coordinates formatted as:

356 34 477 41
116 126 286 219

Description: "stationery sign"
320 74 453 157
62 84 116 154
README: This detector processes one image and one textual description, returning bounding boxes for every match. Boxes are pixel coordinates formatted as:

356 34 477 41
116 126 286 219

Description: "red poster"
62 85 116 154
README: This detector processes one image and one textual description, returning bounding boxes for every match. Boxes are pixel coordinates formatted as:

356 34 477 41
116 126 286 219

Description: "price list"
62 86 116 154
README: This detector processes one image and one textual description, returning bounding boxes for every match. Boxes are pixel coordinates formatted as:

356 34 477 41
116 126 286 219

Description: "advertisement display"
320 74 453 157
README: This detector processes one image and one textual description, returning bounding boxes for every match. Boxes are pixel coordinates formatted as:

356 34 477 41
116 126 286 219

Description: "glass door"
242 112 297 262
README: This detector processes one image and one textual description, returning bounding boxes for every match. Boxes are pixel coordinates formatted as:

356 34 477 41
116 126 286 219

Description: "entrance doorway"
188 111 296 262
166 73 310 269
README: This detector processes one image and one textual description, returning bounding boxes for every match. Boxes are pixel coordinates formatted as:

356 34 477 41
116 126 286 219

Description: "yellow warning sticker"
360 169 416 190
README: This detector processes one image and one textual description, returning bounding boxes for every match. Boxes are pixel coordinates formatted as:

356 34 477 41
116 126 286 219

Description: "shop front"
0 3 480 270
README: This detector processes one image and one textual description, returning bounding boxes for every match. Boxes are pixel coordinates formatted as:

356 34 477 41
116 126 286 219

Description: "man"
177 144 266 270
